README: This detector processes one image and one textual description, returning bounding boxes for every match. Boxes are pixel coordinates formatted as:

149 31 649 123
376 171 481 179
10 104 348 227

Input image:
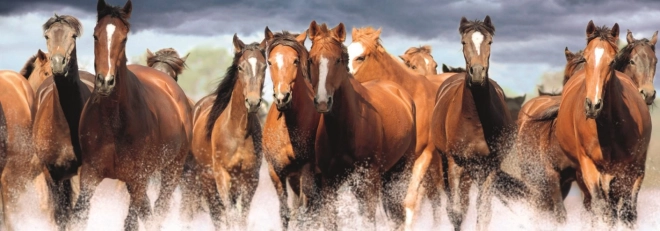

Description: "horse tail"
524 104 560 122
493 169 530 202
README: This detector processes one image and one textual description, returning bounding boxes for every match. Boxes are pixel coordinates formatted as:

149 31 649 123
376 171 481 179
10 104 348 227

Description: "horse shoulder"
0 71 35 126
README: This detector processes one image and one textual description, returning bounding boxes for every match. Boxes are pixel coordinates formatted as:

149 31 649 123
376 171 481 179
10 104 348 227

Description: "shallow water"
8 156 660 231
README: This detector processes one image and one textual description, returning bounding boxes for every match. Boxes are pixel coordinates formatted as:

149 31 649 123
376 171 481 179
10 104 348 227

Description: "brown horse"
309 21 416 229
349 27 444 228
563 47 586 85
615 29 658 105
442 63 466 73
20 49 52 92
70 1 192 230
537 85 562 96
146 48 189 81
399 45 438 75
504 94 526 121
431 16 528 231
203 34 267 228
261 28 322 229
0 70 37 230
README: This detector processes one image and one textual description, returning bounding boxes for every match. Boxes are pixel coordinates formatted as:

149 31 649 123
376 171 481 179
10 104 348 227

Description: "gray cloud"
2 0 660 67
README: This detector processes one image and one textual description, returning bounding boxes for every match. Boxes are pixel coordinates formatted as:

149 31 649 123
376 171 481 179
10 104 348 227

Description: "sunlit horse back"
70 0 192 230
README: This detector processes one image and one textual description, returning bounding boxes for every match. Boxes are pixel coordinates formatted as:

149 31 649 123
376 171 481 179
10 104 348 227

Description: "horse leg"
213 164 232 227
403 149 433 231
559 168 576 200
1 156 48 230
124 181 153 231
353 166 380 229
300 162 320 224
576 155 611 225
520 156 566 222
179 152 203 221
200 171 223 229
620 175 643 228
268 163 291 229
236 163 260 229
446 155 470 231
68 163 103 231
152 155 185 229
474 168 496 231
424 153 444 227
320 179 339 231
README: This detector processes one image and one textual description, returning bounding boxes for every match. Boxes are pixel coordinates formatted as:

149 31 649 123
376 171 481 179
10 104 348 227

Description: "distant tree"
131 45 233 100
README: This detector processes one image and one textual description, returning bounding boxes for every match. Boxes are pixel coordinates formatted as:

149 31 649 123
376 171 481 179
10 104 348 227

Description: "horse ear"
442 63 450 73
586 20 596 38
398 55 406 61
626 29 634 44
146 49 154 59
651 31 658 46
97 0 107 13
333 23 346 43
352 27 358 40
564 47 573 61
295 31 307 45
123 0 132 19
459 16 469 31
308 20 319 41
374 27 382 39
518 94 526 103
233 33 245 54
182 53 190 62
484 15 494 31
611 23 620 40
37 49 48 62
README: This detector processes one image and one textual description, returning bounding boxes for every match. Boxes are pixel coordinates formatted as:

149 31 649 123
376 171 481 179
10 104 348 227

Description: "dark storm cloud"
3 0 660 66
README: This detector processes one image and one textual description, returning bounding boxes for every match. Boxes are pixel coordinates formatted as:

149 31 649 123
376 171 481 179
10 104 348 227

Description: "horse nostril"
328 96 333 105
313 97 319 105
585 98 592 108
594 99 602 110
653 90 657 98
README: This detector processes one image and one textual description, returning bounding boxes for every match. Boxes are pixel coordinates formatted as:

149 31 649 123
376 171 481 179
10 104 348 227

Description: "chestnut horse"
20 49 52 92
308 21 416 229
29 14 96 228
399 45 438 75
349 27 444 228
70 1 192 230
0 70 37 230
203 34 267 228
262 28 322 229
431 16 528 231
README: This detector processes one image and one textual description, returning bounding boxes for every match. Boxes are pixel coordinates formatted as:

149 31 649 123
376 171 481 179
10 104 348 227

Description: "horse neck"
359 51 418 85
52 47 85 134
284 69 316 125
598 70 624 124
465 77 502 139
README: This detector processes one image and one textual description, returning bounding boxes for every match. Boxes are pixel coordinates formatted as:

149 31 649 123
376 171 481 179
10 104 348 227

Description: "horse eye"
267 61 272 66
45 35 49 40
237 66 243 71
412 66 417 69
336 58 341 64
72 35 77 39
93 35 98 41
461 41 466 45
356 56 365 61
630 60 635 65
488 41 493 45
293 59 299 65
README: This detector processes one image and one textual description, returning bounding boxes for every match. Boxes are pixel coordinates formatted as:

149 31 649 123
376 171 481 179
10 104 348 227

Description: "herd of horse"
0 0 656 230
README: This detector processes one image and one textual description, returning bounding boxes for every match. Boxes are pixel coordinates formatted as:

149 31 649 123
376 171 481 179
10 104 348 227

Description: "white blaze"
275 53 284 69
593 47 604 101
472 31 484 55
318 56 329 100
274 52 285 99
248 57 257 77
347 42 365 74
424 58 429 66
105 24 116 81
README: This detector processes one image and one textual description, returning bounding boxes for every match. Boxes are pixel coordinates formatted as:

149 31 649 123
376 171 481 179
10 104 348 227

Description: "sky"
1 0 659 97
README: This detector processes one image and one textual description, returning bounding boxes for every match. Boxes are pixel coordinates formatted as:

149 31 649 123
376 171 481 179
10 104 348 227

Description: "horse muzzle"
95 74 116 96
639 88 656 105
468 65 487 86
584 98 603 119
274 91 293 111
245 97 262 113
314 96 333 113
51 54 70 76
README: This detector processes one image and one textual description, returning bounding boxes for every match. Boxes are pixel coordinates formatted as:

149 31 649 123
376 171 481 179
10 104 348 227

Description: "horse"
537 85 562 96
399 45 438 75
202 33 267 228
146 48 189 82
27 14 97 228
261 28 322 229
504 94 526 121
430 16 528 231
70 1 192 230
0 70 38 230
349 26 444 229
20 49 52 92
563 47 586 86
308 21 416 230
615 29 658 105
442 63 466 73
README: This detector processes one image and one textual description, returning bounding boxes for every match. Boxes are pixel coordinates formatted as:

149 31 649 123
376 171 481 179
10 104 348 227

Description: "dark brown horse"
261 28 322 229
309 21 416 229
504 94 526 121
442 63 466 73
431 16 528 231
203 34 267 228
29 14 96 228
0 70 37 230
349 27 444 228
70 1 192 230
20 49 52 92
615 29 658 105
146 48 189 82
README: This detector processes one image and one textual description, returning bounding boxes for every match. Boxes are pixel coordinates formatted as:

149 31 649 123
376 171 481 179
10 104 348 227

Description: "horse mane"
613 37 654 76
19 54 39 79
43 14 83 37
205 42 264 138
147 48 187 75
442 63 466 73
459 19 495 35
268 31 310 80
403 45 433 56
586 25 617 47
97 3 130 27
352 27 386 54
